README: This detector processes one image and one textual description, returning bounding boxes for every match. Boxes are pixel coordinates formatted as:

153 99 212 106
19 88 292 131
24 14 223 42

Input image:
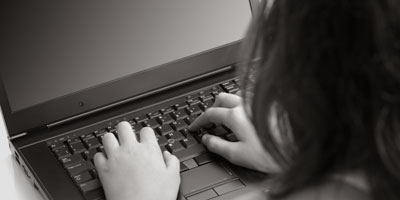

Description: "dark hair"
241 0 400 199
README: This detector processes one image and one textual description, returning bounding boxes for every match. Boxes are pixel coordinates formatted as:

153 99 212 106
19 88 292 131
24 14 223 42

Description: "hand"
189 93 280 173
94 122 180 200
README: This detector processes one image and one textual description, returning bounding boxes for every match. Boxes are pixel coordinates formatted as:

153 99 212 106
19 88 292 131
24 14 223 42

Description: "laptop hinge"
46 66 234 129
9 132 28 140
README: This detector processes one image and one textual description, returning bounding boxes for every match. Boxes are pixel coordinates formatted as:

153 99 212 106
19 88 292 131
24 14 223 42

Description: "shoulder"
281 180 371 200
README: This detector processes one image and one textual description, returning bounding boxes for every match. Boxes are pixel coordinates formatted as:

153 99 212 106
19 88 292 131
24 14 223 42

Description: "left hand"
94 122 180 200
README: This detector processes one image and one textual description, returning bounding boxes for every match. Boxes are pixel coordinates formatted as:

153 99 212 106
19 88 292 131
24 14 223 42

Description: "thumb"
202 134 237 162
163 151 180 172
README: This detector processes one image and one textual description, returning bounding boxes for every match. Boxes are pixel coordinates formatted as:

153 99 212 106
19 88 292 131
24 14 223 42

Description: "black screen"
1 0 251 112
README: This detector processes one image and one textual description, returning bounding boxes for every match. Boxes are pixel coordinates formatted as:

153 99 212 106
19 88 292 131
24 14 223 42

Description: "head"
241 0 400 199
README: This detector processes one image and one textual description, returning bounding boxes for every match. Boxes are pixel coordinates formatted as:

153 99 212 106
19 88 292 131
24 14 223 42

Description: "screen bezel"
1 0 259 137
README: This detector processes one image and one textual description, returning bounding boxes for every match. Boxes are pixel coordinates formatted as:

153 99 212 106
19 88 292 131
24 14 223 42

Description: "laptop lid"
0 0 256 137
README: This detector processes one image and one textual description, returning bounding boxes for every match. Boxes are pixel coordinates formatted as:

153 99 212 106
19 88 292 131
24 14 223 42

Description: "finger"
202 134 238 162
102 132 119 156
224 106 256 142
235 90 242 97
163 151 180 171
189 107 231 131
139 127 158 146
213 93 242 108
117 121 137 146
93 152 107 170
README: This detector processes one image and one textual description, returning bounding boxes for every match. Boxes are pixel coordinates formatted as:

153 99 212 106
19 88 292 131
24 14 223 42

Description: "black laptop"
0 1 269 200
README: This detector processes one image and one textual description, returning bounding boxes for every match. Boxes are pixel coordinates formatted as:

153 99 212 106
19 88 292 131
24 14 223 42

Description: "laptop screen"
1 0 251 113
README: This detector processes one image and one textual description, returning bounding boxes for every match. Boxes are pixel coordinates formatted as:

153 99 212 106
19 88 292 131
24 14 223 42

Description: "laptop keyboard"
47 79 240 200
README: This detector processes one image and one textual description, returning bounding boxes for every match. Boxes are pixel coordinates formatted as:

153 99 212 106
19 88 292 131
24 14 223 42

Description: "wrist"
255 152 281 174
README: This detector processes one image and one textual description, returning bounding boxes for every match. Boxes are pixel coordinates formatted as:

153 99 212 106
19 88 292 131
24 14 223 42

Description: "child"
94 0 400 199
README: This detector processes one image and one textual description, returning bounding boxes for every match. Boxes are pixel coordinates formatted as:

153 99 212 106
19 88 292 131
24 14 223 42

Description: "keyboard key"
83 137 101 149
81 133 95 140
185 115 199 125
221 80 235 87
171 119 187 131
199 100 214 111
157 115 174 125
141 118 160 128
93 129 107 138
200 94 214 102
211 90 223 97
186 98 201 106
180 128 189 137
83 188 105 200
67 137 82 144
186 94 200 100
166 131 184 141
160 107 175 115
194 153 214 166
90 168 98 178
173 102 189 110
67 161 94 176
160 145 167 153
224 126 233 133
82 149 98 161
193 130 207 142
210 85 220 92
147 111 161 119
97 146 105 154
73 171 93 184
156 124 174 136
174 144 206 161
106 126 117 133
185 105 202 116
224 85 240 94
79 179 101 193
49 141 65 151
135 115 149 123
69 142 86 154
60 153 84 168
233 77 240 84
165 140 184 153
157 136 168 146
171 109 189 121
221 81 239 92
181 135 198 148
131 123 143 132
54 147 71 159
225 133 238 142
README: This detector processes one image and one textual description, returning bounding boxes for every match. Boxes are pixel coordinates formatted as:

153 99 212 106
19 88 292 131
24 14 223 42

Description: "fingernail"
104 132 113 137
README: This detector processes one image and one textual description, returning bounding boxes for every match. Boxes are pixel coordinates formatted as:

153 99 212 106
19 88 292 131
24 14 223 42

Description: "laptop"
0 1 269 200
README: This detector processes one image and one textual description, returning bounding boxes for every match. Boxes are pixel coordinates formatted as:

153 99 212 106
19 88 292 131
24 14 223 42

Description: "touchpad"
180 162 237 195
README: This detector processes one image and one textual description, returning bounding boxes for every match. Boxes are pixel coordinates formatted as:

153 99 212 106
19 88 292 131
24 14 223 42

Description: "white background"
0 110 43 200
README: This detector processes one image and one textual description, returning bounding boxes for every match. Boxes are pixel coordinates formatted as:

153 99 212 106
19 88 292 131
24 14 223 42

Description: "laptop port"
22 165 31 179
14 152 21 165
33 182 39 190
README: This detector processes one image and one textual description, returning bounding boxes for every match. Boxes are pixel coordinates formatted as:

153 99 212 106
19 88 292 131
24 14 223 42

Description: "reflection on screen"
0 0 251 112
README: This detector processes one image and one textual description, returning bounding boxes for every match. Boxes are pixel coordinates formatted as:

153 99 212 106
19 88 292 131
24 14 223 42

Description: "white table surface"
0 109 43 200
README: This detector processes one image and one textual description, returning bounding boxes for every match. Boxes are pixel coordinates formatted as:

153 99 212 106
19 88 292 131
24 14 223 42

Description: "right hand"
189 93 280 173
